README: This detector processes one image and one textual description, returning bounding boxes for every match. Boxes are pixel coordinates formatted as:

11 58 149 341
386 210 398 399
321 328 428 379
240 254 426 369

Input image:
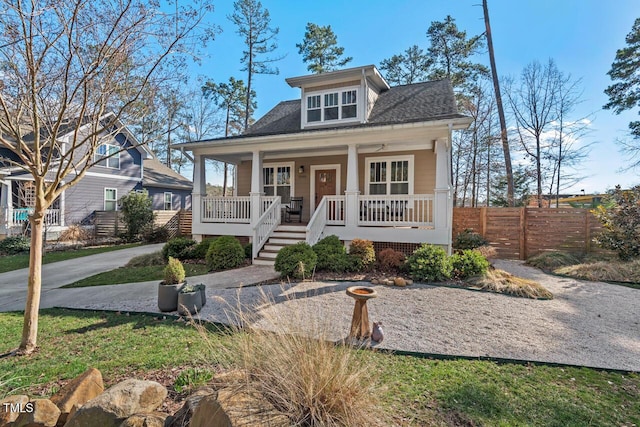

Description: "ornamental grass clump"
163 256 185 285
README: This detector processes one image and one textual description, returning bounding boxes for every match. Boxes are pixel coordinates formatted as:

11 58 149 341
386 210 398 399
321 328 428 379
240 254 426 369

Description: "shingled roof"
243 79 464 137
143 158 192 190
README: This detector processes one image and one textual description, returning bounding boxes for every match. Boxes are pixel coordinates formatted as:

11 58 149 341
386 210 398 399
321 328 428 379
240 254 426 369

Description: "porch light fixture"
298 165 304 174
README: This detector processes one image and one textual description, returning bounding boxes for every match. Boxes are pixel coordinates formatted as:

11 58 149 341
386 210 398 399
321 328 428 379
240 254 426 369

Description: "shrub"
406 244 452 282
348 238 375 272
190 238 216 260
592 185 640 260
0 236 30 255
527 251 581 270
377 248 406 271
274 242 317 279
143 226 170 244
313 235 352 273
244 243 253 259
119 191 155 241
58 224 92 242
453 228 488 250
162 237 196 260
205 236 245 271
163 257 185 284
450 249 490 279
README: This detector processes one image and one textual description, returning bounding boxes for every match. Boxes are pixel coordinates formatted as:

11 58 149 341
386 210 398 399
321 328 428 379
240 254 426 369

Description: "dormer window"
304 86 359 126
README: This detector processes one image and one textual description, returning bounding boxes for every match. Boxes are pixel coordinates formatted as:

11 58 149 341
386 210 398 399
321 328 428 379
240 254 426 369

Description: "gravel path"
61 260 640 372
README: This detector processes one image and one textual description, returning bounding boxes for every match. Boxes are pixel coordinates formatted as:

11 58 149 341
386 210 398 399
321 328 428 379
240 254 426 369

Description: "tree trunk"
20 206 45 354
483 0 514 206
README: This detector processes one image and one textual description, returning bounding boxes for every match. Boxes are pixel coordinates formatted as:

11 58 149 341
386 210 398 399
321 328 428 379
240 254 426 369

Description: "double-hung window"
365 156 414 195
95 143 120 169
304 87 358 125
104 188 117 211
263 163 293 203
164 192 173 210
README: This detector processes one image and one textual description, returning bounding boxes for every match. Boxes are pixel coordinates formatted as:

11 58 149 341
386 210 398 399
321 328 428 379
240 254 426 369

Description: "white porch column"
0 180 8 232
250 150 263 227
345 144 360 228
434 137 453 252
192 154 207 241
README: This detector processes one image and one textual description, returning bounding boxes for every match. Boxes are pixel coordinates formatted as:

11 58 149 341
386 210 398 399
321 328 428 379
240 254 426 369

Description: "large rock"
1 395 29 425
13 399 61 427
119 412 169 427
394 277 407 287
167 387 217 427
63 379 167 427
50 368 103 424
190 389 289 427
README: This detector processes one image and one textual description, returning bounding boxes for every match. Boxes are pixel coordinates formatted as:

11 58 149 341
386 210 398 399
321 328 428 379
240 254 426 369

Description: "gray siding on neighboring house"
89 132 142 178
146 187 192 211
63 174 139 224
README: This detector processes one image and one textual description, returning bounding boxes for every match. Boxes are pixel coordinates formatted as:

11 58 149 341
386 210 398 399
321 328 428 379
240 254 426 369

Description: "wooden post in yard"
519 208 526 260
585 209 591 254
480 207 487 237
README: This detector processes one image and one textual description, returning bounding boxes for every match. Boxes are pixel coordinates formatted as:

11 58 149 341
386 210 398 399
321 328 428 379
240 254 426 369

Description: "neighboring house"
0 114 192 238
174 65 472 264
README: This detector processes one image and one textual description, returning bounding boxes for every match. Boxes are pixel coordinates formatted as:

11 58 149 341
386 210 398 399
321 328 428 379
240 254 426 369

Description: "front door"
314 169 337 207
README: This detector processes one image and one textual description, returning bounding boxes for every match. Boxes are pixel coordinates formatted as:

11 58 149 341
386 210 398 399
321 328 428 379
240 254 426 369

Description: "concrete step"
259 250 279 259
270 231 306 239
253 257 275 266
264 244 287 251
268 237 304 245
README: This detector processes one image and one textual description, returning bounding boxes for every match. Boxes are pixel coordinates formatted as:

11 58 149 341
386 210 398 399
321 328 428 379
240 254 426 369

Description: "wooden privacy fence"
452 207 605 260
94 210 192 238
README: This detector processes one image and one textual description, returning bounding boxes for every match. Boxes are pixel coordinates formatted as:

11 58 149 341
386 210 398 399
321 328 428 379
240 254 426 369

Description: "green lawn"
0 309 637 425
61 263 210 288
0 243 141 274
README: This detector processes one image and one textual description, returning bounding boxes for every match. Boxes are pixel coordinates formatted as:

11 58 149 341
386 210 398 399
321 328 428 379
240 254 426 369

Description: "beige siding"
305 80 361 92
236 149 437 221
366 80 380 119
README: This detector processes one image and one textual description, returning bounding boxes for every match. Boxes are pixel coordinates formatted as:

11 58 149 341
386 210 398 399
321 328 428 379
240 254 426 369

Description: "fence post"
519 208 527 260
480 207 487 237
585 209 591 253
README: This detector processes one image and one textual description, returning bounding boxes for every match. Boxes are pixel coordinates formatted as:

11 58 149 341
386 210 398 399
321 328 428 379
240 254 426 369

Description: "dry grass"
556 259 640 284
125 251 164 267
57 224 92 242
196 292 386 427
475 245 498 259
466 268 554 299
526 251 582 271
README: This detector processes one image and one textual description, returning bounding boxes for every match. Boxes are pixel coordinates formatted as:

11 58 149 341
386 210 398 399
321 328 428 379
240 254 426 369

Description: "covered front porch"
186 124 455 260
0 179 63 237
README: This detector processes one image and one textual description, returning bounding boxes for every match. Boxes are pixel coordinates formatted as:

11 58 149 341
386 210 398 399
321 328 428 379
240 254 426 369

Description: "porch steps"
253 224 307 266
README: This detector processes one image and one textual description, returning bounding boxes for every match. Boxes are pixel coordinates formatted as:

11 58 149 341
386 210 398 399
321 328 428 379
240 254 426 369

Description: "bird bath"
346 286 378 339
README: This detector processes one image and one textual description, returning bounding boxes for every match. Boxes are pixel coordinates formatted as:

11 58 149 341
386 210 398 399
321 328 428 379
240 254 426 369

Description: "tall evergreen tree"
229 0 281 131
296 22 352 73
379 45 430 85
604 17 640 168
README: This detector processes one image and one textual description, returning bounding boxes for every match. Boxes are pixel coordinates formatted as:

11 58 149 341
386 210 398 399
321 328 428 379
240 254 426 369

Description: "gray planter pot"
157 282 183 312
178 291 203 316
196 284 206 306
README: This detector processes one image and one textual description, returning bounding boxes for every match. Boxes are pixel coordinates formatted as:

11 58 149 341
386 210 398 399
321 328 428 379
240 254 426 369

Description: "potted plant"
158 257 186 312
178 284 203 316
194 283 206 307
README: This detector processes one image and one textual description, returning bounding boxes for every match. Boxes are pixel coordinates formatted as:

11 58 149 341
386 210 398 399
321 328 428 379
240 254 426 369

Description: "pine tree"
296 22 352 74
379 45 430 85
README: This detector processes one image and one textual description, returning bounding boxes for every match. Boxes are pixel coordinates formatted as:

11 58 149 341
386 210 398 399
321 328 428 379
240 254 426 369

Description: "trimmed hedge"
161 237 196 260
313 235 352 273
274 242 317 279
205 236 245 271
406 244 452 282
450 249 490 279
348 239 375 272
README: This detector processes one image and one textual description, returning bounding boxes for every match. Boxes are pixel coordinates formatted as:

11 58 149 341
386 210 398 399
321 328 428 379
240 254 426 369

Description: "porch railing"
5 207 61 227
358 194 434 226
201 196 251 223
252 196 281 259
306 197 328 245
325 196 345 225
261 196 278 215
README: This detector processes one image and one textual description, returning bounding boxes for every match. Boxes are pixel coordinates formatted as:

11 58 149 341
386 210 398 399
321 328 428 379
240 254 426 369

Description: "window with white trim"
304 87 358 125
164 192 173 210
95 143 120 169
263 164 293 203
365 156 414 195
104 188 117 211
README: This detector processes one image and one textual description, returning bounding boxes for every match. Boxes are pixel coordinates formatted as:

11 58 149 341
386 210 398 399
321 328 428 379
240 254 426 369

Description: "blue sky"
187 0 639 193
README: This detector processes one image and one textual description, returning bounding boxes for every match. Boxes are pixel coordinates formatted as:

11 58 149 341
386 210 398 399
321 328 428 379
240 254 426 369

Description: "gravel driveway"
61 259 640 372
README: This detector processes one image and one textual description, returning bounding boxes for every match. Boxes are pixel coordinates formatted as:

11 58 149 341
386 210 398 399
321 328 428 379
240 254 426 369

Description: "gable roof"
243 79 464 137
143 158 192 191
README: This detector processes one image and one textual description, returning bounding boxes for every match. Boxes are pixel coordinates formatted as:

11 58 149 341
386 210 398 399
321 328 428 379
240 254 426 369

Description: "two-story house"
175 65 472 264
0 114 192 238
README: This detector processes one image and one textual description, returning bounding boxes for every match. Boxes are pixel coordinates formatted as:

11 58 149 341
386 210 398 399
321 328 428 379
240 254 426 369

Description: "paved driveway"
0 243 164 311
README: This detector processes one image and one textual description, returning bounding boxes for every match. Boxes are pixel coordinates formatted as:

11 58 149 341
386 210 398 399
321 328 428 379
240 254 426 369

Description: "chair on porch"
285 197 303 222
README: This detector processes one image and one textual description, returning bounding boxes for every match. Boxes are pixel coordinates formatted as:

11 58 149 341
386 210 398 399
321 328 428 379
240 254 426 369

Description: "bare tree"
0 0 211 354
483 0 514 206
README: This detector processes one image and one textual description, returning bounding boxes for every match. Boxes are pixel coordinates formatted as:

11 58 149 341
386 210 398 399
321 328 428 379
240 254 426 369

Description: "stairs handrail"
252 196 281 259
306 196 327 245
